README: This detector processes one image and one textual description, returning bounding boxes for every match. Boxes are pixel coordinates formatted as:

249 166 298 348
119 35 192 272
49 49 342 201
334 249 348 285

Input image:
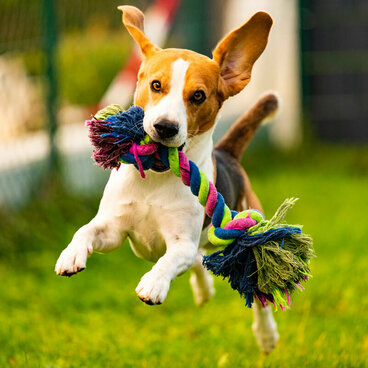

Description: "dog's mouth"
151 142 185 172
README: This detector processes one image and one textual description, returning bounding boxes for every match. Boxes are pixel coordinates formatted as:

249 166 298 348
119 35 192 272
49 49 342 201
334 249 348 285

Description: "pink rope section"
128 142 159 178
136 143 158 156
178 151 191 186
131 143 145 178
285 288 291 308
206 182 217 218
224 217 257 230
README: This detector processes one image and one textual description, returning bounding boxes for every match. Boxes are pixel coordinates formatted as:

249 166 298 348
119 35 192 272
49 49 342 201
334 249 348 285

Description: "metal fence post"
43 0 59 171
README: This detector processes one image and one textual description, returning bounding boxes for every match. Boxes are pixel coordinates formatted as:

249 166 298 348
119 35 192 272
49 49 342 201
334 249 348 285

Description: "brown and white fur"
55 6 279 353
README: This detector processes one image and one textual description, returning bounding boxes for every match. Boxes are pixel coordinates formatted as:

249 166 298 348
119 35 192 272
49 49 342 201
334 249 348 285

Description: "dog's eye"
190 90 206 105
151 80 161 92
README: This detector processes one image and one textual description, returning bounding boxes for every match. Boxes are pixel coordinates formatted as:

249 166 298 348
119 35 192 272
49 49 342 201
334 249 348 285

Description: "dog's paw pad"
136 271 170 305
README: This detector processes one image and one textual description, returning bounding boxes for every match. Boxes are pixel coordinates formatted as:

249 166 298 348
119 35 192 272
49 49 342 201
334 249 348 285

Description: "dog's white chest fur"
106 168 201 262
97 138 213 262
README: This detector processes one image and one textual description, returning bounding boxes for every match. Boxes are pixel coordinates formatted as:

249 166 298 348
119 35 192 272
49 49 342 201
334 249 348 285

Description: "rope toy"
87 104 314 309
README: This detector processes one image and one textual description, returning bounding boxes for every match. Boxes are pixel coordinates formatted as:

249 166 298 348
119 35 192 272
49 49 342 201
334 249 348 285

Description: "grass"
1 144 368 367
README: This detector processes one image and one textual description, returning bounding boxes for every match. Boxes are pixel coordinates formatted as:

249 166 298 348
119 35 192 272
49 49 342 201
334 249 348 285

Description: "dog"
55 5 280 353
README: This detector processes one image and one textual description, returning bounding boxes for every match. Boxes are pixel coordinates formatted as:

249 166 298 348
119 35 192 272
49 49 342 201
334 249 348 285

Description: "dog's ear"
118 5 160 58
213 12 273 99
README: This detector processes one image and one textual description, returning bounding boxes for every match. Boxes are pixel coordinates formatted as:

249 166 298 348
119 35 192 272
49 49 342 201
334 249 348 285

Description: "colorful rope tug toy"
87 104 314 310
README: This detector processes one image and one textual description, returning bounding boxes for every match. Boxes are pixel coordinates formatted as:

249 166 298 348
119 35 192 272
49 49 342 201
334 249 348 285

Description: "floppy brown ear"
118 5 160 58
213 12 273 99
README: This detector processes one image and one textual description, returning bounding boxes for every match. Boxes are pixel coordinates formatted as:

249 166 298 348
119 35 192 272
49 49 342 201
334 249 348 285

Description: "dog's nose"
154 120 179 139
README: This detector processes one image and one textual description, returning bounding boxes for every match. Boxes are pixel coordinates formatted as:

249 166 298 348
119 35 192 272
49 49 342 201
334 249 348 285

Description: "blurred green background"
0 0 367 367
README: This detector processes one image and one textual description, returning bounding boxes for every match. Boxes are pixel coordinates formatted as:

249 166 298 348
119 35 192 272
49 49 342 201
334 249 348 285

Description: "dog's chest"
124 200 166 262
101 165 205 262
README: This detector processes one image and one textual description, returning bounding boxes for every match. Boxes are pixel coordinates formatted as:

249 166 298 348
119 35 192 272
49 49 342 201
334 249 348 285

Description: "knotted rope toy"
87 104 314 309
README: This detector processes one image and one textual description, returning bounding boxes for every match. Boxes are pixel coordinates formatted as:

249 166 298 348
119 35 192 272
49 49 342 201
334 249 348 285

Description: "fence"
0 0 221 208
4 1 360 209
300 0 368 142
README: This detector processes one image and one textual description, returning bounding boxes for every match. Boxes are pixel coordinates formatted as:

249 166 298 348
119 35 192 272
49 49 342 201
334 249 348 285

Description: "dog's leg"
136 234 198 305
189 251 215 306
252 299 279 354
55 218 125 276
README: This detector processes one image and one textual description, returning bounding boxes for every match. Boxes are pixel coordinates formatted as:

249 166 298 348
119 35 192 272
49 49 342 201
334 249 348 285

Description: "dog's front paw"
135 271 170 305
55 243 93 277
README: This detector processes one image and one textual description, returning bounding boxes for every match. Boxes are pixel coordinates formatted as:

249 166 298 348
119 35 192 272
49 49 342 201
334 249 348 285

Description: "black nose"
154 120 179 139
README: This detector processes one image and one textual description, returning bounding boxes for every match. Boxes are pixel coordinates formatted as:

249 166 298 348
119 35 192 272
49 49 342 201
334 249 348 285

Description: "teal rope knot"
86 105 314 309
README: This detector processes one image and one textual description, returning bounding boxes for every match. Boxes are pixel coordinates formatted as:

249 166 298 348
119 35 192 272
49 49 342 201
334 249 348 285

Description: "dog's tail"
215 92 279 161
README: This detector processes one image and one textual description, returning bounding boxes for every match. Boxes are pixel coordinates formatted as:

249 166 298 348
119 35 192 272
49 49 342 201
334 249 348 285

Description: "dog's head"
118 5 272 148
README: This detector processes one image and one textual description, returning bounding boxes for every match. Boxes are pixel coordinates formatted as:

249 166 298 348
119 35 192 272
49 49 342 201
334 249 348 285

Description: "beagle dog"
55 6 280 353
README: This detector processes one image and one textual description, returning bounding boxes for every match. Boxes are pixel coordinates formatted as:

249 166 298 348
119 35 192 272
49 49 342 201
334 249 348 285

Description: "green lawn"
1 144 367 367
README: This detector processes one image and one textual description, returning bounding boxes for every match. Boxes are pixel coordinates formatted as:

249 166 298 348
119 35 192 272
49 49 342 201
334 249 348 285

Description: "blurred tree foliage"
0 0 149 50
57 30 131 105
0 0 149 106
